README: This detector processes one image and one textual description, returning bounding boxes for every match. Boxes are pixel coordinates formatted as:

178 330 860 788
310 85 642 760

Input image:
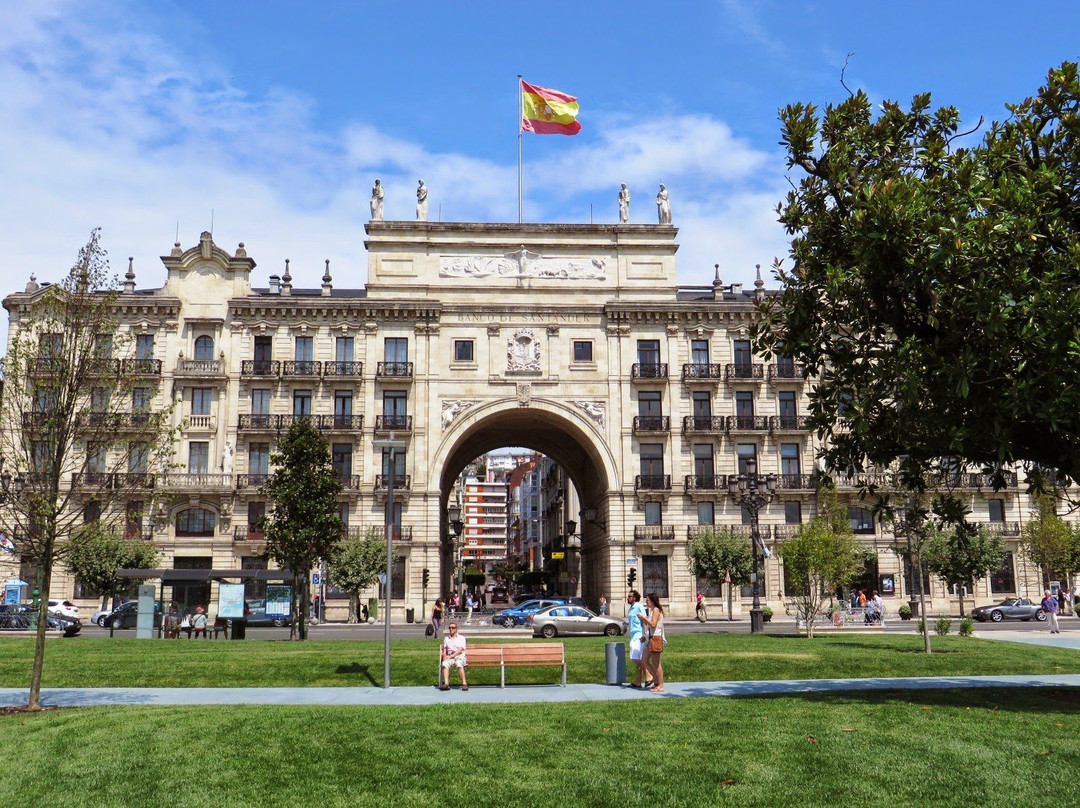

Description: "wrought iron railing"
726 363 764 381
728 415 769 431
769 362 806 380
374 474 411 491
631 363 668 380
682 415 726 433
684 475 724 491
282 360 322 377
376 362 413 378
374 415 413 432
324 361 363 377
771 415 810 431
241 360 280 377
633 416 670 433
123 358 162 375
634 474 671 491
320 414 365 431
681 363 723 381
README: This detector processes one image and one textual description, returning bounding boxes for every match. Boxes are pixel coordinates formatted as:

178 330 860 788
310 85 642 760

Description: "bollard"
605 641 626 685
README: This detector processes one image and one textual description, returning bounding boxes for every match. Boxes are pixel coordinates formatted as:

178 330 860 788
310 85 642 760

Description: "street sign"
312 573 321 586
569 576 577 585
551 551 565 560
626 557 638 565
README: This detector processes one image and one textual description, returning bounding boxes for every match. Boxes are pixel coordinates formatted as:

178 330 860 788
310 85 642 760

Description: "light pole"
373 433 407 689
727 456 776 634
447 502 463 594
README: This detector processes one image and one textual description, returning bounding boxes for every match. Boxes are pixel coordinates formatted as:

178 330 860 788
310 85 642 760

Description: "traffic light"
422 568 430 588
627 568 637 588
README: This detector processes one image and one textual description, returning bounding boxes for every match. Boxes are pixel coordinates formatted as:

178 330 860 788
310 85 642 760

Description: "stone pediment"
161 231 256 278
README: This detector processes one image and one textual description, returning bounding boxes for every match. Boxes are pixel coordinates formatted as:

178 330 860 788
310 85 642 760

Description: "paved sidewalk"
3 673 1080 708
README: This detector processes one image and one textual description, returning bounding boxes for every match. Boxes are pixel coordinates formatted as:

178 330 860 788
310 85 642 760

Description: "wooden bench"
438 642 566 687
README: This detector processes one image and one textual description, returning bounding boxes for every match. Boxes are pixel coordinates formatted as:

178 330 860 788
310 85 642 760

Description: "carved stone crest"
441 400 476 430
571 400 606 429
507 329 540 373
517 383 531 407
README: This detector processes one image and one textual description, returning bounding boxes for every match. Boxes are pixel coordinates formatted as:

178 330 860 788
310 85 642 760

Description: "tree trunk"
918 554 931 654
28 553 55 710
347 593 357 623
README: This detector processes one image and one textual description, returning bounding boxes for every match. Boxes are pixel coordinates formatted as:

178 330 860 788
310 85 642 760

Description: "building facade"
2 222 1067 619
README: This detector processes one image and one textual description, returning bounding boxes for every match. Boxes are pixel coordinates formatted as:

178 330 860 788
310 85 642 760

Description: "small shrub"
897 603 912 621
958 617 974 637
935 616 953 636
762 606 773 623
916 618 926 634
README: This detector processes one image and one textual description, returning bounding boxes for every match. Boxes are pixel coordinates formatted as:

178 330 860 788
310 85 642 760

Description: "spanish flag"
521 80 581 136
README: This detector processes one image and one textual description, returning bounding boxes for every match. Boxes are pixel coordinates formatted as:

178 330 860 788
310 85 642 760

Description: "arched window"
175 507 216 536
194 336 214 361
847 506 875 534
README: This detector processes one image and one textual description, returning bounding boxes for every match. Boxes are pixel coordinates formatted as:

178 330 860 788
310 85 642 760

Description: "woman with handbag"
640 592 666 693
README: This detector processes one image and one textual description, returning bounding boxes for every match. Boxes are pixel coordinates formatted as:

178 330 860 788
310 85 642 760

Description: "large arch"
431 397 620 603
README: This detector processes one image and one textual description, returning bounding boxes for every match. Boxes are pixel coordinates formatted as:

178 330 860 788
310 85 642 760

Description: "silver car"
529 605 626 638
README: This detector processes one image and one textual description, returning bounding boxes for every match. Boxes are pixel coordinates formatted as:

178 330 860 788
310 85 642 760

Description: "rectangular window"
188 442 209 474
693 444 714 479
249 443 269 477
90 387 109 412
378 556 406 600
31 441 48 472
573 341 593 362
644 501 662 526
778 391 797 419
848 506 875 534
248 501 267 528
736 443 757 475
639 443 664 477
784 500 802 524
990 552 1016 594
384 338 408 363
40 332 63 359
453 340 474 362
733 339 751 367
293 390 312 416
382 448 407 479
642 555 669 599
191 388 213 416
87 443 106 474
132 387 151 412
383 390 408 417
294 336 313 362
337 501 350 528
334 391 353 418
83 500 102 524
251 388 271 415
332 444 353 481
35 388 55 413
692 391 711 418
780 443 801 477
988 498 1005 523
129 443 149 474
697 501 715 525
735 391 755 418
336 336 354 363
136 334 155 361
691 339 709 364
254 336 273 362
125 501 143 538
637 339 660 365
638 391 662 417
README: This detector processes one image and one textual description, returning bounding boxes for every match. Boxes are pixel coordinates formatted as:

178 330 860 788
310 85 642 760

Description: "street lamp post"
727 457 776 634
447 503 463 594
373 434 407 689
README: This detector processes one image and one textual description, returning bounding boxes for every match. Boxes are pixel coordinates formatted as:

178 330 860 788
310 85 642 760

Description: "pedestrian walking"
1042 589 1061 633
625 590 649 688
598 594 608 615
429 598 444 637
695 591 708 622
465 592 475 624
640 593 666 693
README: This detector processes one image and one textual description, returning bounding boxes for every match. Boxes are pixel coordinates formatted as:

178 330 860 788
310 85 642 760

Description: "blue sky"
3 1 1079 297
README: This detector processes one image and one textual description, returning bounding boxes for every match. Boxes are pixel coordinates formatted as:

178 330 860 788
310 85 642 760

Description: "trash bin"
368 597 378 621
406 607 415 624
605 641 626 685
231 619 246 640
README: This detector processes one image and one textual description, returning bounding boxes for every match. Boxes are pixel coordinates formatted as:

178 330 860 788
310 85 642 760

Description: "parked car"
48 599 80 620
529 604 627 638
971 598 1047 623
0 603 81 636
493 597 585 627
489 587 510 604
93 607 112 627
244 599 290 627
103 600 162 629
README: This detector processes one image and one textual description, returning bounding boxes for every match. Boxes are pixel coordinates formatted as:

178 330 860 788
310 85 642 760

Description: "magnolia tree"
923 523 1007 618
1021 494 1080 600
65 522 160 612
778 499 864 638
259 418 343 640
0 229 175 709
687 527 753 618
325 526 384 623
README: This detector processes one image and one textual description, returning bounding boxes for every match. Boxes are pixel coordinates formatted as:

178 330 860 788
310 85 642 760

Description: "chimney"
268 275 281 294
730 282 742 296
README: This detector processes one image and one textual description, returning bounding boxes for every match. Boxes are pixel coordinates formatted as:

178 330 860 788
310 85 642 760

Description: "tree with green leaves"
923 523 1007 618
325 527 384 623
778 498 864 638
259 418 343 640
0 228 174 709
687 527 753 617
65 523 160 611
755 61 1080 494
1021 493 1080 596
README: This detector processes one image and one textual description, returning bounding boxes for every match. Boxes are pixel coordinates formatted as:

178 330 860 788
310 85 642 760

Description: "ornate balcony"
320 414 365 432
631 363 668 382
374 474 411 492
984 521 1021 537
682 415 726 435
324 360 363 378
634 474 671 492
770 415 810 432
684 474 725 492
241 360 280 377
726 363 764 382
687 524 761 540
776 474 816 491
681 363 723 383
728 415 770 432
233 525 266 544
634 525 676 543
632 415 669 434
958 472 1019 489
174 359 225 379
374 415 413 433
337 474 364 491
86 358 121 375
159 473 233 491
369 524 414 542
236 474 268 489
376 362 413 379
71 472 156 490
123 358 162 375
75 412 155 431
185 414 216 432
21 411 50 431
769 362 806 382
277 414 317 430
283 360 322 377
238 413 276 431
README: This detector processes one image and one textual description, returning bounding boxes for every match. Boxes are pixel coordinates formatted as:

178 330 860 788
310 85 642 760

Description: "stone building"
1 221 1064 620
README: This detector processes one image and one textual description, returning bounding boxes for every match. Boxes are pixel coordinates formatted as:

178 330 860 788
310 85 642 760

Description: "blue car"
493 597 584 627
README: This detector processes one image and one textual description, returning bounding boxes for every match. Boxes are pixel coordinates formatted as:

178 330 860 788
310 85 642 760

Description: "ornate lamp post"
727 457 776 634
447 503 464 590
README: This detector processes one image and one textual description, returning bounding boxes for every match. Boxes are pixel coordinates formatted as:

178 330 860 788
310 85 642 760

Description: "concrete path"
3 673 1080 708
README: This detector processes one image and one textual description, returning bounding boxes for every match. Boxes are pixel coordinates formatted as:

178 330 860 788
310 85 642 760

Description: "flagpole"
517 74 523 224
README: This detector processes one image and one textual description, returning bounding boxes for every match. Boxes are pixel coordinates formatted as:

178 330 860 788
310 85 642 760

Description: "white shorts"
442 655 466 669
629 637 643 661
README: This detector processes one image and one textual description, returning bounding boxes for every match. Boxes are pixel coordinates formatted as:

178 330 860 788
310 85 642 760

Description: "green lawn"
2 688 1077 808
0 632 1076 687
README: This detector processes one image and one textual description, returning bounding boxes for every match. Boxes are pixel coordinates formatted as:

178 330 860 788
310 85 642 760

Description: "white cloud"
0 0 787 305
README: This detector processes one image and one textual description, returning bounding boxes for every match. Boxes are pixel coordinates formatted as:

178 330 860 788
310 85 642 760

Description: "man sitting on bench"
439 622 468 691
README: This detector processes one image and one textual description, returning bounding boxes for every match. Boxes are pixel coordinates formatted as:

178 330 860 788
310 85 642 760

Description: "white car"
48 599 80 619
